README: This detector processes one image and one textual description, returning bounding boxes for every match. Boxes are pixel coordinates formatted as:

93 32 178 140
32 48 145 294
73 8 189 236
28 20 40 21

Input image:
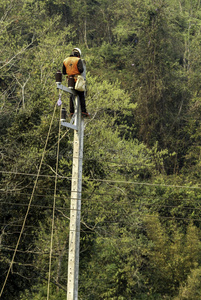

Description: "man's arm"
81 59 86 80
77 59 84 74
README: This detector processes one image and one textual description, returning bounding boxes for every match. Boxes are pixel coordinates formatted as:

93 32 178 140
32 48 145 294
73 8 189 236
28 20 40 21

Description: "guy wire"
0 102 58 298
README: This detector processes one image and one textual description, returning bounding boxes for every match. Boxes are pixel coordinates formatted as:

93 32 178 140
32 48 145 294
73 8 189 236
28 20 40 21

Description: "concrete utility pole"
56 72 84 300
67 95 84 300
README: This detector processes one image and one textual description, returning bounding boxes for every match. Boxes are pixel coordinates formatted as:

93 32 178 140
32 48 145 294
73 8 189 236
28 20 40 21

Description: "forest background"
0 0 201 299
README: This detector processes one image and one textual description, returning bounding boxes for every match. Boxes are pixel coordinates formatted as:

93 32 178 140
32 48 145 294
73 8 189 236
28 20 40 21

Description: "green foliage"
1 0 201 299
20 283 66 300
175 268 201 300
144 217 201 297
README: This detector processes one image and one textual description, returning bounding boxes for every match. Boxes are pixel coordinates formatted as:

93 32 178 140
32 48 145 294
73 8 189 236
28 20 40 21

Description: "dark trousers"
70 91 86 113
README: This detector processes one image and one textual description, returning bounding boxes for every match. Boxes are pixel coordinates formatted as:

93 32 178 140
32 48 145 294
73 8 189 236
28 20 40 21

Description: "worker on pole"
62 47 90 117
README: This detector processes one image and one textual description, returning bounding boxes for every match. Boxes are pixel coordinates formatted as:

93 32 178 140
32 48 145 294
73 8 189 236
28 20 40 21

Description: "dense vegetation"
0 0 201 299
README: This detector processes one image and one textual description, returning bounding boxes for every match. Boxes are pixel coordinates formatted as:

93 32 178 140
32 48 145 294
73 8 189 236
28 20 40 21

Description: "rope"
47 105 62 299
0 102 58 298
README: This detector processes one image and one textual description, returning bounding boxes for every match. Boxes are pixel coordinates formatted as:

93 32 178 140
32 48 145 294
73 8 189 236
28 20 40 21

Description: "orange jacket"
63 57 82 76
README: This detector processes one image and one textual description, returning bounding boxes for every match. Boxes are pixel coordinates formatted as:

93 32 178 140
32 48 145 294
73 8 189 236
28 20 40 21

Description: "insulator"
56 70 62 83
68 76 75 89
61 107 67 120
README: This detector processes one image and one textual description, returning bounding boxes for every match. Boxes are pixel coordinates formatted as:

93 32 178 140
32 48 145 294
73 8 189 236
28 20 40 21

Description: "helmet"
72 47 81 57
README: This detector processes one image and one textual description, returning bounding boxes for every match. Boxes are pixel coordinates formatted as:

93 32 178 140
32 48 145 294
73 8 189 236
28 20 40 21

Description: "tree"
144 216 201 297
1 0 201 299
175 268 201 300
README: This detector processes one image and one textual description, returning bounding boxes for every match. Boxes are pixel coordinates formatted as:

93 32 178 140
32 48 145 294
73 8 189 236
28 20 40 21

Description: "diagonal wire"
47 105 62 299
0 102 58 298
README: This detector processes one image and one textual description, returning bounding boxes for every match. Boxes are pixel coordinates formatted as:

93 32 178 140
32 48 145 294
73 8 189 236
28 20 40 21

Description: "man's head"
72 47 81 57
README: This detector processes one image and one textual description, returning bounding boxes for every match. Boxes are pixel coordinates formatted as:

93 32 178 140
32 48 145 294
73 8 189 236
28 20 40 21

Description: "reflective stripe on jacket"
63 57 81 76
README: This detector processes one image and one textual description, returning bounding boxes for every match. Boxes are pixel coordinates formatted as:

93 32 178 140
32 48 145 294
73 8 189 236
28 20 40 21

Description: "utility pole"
67 95 84 300
56 72 84 300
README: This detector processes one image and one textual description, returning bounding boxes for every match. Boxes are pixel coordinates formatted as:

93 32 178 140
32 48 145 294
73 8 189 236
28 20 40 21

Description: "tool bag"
75 75 86 92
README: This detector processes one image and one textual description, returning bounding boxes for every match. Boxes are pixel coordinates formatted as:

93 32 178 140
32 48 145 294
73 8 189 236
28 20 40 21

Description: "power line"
0 169 200 190
1 187 201 202
1 196 201 210
1 246 68 257
0 202 70 210
1 212 201 233
1 200 201 214
0 170 71 180
0 223 40 228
